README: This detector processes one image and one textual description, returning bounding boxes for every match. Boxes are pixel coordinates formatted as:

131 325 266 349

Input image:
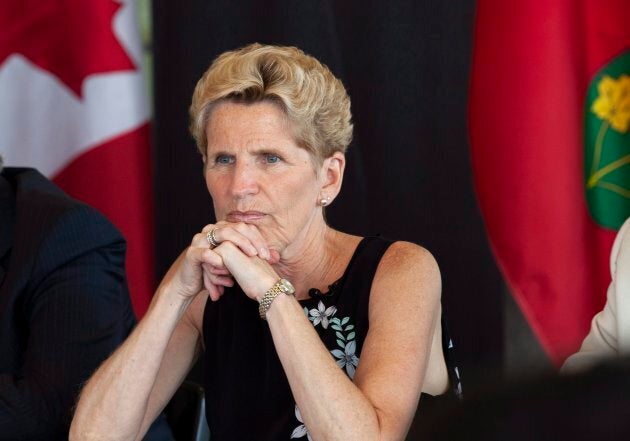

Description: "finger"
213 227 260 257
268 248 281 265
204 270 222 301
229 222 272 260
201 260 230 275
192 231 221 251
202 263 234 287
206 279 226 301
211 275 235 287
181 247 221 282
180 248 225 289
209 266 231 275
211 222 271 260
207 283 221 302
194 247 225 268
195 222 233 249
193 225 258 257
201 262 227 275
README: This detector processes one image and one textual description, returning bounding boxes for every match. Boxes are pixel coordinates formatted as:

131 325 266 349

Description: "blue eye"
215 155 233 165
265 154 280 163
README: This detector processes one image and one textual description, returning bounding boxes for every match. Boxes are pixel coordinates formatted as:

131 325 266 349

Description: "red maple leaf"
0 0 136 97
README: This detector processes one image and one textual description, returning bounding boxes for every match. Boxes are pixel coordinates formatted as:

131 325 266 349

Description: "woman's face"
204 101 326 252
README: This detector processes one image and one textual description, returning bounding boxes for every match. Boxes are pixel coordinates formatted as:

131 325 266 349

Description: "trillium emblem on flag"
585 50 630 230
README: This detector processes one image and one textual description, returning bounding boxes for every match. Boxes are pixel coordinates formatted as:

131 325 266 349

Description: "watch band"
259 278 295 320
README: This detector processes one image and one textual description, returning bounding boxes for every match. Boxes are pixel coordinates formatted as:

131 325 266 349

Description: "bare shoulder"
365 240 442 331
373 241 441 300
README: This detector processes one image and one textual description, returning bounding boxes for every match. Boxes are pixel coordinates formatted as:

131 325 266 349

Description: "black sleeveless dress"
202 236 462 440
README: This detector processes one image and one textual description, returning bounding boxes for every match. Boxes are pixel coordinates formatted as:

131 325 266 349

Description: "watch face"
279 278 295 294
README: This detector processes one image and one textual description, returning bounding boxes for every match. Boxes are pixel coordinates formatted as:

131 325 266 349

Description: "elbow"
69 418 116 441
68 424 84 441
69 420 97 441
69 406 90 441
69 427 124 441
69 416 139 441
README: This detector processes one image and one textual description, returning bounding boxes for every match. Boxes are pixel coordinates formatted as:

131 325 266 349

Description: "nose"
230 161 259 199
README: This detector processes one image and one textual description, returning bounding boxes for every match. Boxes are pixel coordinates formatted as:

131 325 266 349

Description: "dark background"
152 0 507 395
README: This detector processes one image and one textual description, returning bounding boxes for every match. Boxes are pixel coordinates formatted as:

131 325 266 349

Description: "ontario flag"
0 0 154 317
469 0 630 365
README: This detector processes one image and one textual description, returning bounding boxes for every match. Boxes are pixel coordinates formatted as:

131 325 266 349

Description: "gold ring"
206 229 219 248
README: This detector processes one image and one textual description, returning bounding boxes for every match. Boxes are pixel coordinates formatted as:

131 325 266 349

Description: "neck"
273 222 351 301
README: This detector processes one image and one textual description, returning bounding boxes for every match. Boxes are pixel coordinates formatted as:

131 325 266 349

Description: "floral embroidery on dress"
290 405 312 440
292 305 360 438
305 300 337 329
331 340 359 379
330 316 359 378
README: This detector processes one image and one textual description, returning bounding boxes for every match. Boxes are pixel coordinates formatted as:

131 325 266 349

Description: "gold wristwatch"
259 278 295 320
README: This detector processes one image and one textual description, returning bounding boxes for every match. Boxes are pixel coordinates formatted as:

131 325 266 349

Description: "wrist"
155 281 195 314
256 275 279 303
258 278 296 320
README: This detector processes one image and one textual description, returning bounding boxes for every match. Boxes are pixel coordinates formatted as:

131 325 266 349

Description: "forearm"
70 288 190 441
267 295 382 441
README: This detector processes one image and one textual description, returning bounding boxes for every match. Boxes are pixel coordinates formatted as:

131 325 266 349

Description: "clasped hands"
168 222 281 304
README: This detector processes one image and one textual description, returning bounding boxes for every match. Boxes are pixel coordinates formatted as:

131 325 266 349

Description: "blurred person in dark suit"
0 156 172 440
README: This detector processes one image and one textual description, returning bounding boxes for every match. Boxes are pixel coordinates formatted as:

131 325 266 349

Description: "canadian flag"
0 0 154 317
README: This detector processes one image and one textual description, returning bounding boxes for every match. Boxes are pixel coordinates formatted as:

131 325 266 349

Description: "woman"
71 43 456 441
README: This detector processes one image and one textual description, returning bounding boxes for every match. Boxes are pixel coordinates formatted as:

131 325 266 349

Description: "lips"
226 211 266 223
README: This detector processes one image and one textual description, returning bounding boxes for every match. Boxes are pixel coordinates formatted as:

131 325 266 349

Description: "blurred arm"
562 218 630 373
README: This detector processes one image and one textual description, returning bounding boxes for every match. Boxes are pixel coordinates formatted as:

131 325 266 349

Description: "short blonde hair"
189 43 353 164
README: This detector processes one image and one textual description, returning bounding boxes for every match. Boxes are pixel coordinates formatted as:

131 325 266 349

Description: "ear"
319 152 346 202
